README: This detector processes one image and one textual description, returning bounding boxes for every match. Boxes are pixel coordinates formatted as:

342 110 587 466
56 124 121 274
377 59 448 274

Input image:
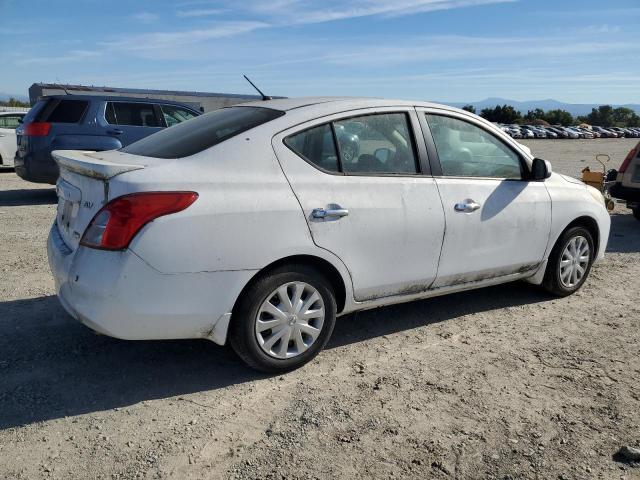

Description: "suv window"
45 100 88 123
122 106 284 159
0 115 23 129
106 102 160 127
426 114 522 179
284 124 339 172
161 104 198 127
284 112 419 175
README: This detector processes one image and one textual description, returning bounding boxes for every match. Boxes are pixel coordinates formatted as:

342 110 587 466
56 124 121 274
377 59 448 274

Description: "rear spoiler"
52 150 144 180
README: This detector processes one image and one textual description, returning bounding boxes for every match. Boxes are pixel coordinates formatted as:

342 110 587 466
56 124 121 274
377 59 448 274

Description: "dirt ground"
0 139 639 480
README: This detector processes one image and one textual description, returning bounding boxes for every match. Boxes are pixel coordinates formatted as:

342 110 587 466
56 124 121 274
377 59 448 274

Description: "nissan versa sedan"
48 97 611 372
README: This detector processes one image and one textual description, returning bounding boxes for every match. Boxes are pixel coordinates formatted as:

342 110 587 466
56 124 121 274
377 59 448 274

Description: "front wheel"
542 226 595 296
229 265 337 373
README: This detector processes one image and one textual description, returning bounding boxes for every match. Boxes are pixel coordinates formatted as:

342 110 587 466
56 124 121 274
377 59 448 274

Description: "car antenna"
243 75 271 101
54 79 73 96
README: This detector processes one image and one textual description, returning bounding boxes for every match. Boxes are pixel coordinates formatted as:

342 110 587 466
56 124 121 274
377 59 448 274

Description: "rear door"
418 109 552 287
104 101 163 146
273 107 446 301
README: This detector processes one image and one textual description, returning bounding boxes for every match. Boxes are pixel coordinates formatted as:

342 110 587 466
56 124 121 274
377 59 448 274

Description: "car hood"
558 173 585 186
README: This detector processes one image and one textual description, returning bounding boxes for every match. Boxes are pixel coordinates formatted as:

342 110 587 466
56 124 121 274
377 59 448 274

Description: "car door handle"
107 129 123 135
312 207 349 219
454 200 481 213
0 134 5 137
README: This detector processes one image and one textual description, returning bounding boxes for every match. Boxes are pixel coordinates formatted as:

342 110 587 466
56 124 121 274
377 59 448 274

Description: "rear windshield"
122 106 285 159
37 99 89 123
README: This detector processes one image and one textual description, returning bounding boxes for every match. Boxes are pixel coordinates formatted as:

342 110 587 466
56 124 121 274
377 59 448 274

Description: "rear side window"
122 106 285 159
284 112 420 175
106 102 160 127
285 124 339 172
45 99 88 123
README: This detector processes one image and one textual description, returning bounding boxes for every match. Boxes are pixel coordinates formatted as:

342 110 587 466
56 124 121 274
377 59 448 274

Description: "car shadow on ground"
607 210 640 253
0 282 550 430
0 188 57 206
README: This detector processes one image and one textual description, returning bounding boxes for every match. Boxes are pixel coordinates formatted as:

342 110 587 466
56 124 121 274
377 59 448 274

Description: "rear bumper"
15 151 59 184
610 183 640 202
47 222 257 344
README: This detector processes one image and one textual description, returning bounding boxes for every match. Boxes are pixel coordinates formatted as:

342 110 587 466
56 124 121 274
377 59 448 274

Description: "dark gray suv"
15 95 200 184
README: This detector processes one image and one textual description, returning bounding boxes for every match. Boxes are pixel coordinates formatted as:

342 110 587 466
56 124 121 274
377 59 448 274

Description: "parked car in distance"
0 110 27 168
610 140 640 219
48 97 611 372
542 128 558 139
569 127 593 139
15 95 201 184
592 126 615 138
547 126 569 139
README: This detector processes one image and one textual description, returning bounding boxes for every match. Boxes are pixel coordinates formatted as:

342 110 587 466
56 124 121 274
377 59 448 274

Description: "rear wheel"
229 265 337 373
542 226 594 296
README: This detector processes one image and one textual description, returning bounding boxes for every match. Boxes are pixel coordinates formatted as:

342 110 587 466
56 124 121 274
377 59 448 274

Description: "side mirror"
532 157 552 180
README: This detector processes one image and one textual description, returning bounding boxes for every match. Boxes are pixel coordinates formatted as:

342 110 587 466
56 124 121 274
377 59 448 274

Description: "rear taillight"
80 192 198 250
24 122 51 136
619 145 640 173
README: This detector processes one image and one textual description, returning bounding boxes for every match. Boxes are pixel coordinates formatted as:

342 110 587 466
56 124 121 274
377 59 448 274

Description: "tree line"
0 97 30 108
462 104 640 128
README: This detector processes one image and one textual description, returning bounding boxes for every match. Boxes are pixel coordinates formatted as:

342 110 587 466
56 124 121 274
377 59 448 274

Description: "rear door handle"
312 207 349 219
454 200 481 213
107 129 123 135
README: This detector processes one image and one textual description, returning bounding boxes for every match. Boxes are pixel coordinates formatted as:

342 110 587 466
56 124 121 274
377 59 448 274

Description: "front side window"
161 105 198 127
426 114 522 179
122 106 284 159
106 102 160 127
284 112 419 175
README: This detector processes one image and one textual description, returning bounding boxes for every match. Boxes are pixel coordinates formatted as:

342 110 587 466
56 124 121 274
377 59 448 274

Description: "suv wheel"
543 226 595 297
229 265 337 373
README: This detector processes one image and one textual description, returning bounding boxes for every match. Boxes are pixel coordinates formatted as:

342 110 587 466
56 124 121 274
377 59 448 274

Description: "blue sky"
1 0 638 103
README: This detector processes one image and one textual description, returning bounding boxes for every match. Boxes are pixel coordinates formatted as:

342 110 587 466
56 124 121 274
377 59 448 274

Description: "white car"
0 110 27 167
47 97 611 372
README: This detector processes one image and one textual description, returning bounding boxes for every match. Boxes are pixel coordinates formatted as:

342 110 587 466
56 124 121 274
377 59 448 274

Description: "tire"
229 265 337 373
542 226 595 297
633 208 640 221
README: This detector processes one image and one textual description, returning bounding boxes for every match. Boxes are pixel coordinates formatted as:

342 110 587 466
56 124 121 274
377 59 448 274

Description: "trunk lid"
53 149 146 251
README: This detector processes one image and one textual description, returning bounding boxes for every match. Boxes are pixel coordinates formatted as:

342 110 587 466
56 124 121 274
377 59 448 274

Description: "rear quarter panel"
114 130 353 291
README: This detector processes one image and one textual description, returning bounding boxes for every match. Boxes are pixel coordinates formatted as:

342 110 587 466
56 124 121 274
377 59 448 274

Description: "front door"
273 108 446 302
418 110 552 287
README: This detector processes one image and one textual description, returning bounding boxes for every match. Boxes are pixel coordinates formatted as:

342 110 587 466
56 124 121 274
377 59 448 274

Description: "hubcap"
255 281 325 359
559 235 590 288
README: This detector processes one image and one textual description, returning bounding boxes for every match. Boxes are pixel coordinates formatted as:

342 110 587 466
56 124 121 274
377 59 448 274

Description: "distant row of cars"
497 124 640 140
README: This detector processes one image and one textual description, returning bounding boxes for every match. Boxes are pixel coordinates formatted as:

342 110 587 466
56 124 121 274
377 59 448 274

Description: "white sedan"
0 110 27 167
48 97 610 372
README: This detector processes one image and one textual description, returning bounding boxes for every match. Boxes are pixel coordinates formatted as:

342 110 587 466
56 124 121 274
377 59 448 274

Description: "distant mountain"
444 97 640 116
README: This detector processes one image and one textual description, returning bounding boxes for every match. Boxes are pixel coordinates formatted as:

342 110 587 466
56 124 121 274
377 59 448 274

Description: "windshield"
122 106 285 159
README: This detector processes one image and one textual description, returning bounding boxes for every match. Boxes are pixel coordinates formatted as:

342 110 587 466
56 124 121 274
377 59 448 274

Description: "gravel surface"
0 139 639 479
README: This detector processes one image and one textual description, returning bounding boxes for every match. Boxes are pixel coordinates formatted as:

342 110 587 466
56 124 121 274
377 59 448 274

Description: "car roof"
239 96 452 112
38 94 200 110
